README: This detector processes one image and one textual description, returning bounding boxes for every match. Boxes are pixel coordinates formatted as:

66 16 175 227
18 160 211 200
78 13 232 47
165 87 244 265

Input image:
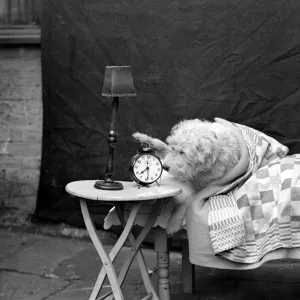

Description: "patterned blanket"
208 123 300 263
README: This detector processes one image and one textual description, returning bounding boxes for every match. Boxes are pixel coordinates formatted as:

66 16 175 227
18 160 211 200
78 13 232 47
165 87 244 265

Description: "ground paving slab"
2 228 300 300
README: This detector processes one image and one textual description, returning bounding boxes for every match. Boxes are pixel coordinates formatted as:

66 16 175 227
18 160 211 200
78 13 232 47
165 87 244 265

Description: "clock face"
132 154 163 184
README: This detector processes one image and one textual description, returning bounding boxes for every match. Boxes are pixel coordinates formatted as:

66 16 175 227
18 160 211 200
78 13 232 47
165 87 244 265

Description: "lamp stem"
110 96 119 132
94 96 123 190
106 96 119 182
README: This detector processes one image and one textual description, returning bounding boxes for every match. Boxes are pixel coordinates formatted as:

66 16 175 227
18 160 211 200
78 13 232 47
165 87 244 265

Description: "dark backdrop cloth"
35 0 300 229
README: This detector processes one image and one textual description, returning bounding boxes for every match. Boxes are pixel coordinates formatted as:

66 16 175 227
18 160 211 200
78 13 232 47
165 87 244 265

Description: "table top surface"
65 180 182 202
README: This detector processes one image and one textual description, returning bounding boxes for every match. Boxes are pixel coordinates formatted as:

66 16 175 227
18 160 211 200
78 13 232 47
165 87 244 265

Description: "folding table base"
80 199 165 300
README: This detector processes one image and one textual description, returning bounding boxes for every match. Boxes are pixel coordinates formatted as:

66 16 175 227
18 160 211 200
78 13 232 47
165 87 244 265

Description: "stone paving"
2 227 300 300
0 228 183 300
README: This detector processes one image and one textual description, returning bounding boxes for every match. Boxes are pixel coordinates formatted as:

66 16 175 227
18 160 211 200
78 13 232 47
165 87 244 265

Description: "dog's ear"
194 137 215 166
195 141 209 163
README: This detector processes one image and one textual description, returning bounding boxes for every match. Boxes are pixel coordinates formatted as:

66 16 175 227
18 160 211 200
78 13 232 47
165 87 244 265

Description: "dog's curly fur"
133 119 242 234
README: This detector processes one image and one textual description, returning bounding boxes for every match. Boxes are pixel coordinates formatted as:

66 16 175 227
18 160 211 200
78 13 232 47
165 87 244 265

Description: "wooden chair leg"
181 239 195 294
154 228 171 300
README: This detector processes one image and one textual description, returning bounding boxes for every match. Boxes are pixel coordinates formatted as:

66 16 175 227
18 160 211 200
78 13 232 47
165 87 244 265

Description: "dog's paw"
166 215 183 235
132 132 151 145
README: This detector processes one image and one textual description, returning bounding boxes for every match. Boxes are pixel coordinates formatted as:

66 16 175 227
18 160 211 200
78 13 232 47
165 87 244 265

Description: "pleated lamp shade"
102 66 136 97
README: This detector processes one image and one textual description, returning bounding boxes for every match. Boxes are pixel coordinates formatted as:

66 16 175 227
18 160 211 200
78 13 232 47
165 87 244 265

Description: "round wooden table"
65 180 182 300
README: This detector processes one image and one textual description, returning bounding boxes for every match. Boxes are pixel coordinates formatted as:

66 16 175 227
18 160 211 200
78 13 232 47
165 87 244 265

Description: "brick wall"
0 47 42 213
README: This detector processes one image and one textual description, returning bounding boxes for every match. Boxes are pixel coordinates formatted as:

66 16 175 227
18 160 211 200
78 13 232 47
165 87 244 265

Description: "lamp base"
94 180 124 190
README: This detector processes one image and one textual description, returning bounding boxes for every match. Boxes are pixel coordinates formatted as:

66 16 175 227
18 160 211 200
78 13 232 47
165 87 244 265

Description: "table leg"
80 199 124 300
155 228 170 300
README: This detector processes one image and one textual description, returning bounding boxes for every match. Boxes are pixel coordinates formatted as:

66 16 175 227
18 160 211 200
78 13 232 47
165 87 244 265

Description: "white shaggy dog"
133 117 249 234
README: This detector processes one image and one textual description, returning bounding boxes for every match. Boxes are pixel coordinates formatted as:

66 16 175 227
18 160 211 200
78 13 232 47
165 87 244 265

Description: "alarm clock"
128 147 163 186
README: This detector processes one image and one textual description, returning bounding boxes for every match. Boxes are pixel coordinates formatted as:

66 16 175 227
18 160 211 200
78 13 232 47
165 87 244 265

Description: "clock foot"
94 180 124 190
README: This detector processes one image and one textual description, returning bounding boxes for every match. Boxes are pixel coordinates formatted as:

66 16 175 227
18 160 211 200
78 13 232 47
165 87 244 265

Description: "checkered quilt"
208 123 300 263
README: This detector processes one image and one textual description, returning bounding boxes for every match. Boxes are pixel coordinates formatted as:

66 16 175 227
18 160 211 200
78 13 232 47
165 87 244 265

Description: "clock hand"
146 161 149 179
140 167 149 174
140 160 150 175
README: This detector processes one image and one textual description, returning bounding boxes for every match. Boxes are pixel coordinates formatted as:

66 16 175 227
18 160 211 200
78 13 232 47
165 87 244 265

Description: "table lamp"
94 66 136 190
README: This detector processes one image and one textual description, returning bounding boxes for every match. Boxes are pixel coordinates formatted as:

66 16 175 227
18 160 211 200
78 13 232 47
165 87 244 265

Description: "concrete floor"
1 227 300 300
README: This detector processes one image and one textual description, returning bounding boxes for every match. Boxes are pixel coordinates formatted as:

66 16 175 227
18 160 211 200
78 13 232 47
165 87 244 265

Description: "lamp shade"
102 66 136 97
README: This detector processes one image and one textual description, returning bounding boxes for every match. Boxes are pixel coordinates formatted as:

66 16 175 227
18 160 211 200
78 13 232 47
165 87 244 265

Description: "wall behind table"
0 47 42 213
35 0 300 228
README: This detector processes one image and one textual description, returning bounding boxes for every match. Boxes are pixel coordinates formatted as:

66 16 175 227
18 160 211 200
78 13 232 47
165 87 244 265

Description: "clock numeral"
151 177 153 180
138 160 141 164
147 155 150 159
135 165 138 169
156 162 159 166
142 156 145 159
157 168 160 171
136 171 139 174
145 178 149 181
